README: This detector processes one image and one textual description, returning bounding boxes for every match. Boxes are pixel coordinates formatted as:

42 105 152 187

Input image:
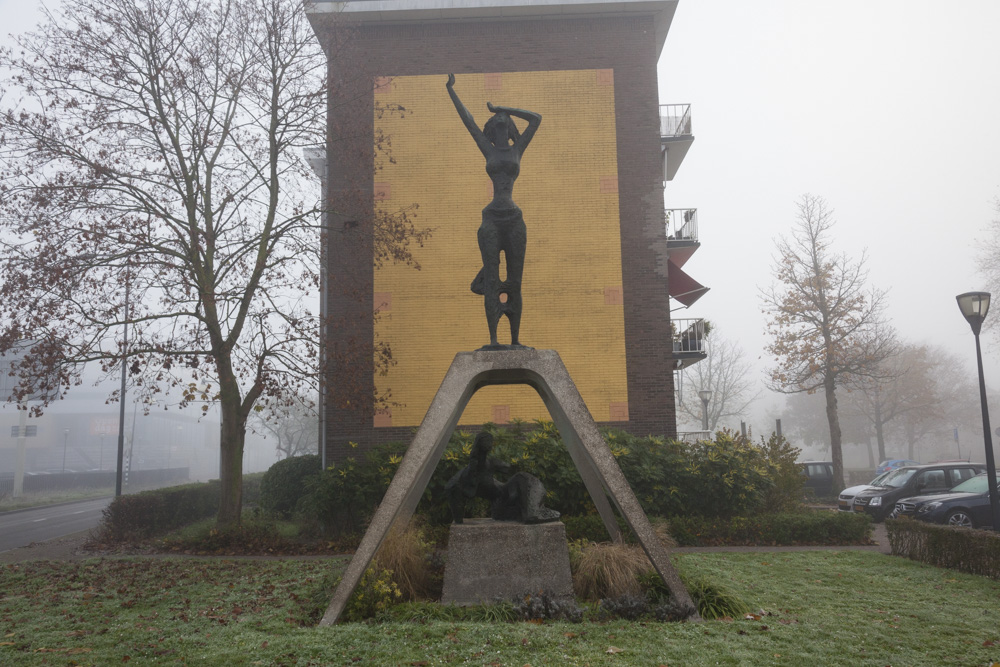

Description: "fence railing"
672 318 706 354
665 208 698 242
660 104 692 137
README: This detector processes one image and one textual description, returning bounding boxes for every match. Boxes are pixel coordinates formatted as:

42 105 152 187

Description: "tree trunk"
824 377 845 490
865 435 875 469
216 364 247 529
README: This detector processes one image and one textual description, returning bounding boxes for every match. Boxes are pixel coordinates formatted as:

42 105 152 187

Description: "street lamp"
698 389 712 432
956 291 1000 530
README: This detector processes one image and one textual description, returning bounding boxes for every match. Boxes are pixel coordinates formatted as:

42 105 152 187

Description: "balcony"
665 208 698 264
660 103 694 182
672 318 707 369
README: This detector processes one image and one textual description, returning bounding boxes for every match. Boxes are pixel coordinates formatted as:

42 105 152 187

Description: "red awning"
667 260 709 308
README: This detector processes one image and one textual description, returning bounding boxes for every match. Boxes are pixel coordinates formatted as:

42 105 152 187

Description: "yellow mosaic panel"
373 70 626 426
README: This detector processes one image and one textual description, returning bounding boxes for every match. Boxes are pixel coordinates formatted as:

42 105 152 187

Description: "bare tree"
761 194 897 490
676 328 761 430
252 396 318 460
0 0 424 528
890 346 981 462
848 343 940 463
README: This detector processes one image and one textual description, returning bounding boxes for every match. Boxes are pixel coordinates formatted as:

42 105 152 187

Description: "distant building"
306 0 707 463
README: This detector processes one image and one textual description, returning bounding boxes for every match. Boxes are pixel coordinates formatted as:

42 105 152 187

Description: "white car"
837 471 891 512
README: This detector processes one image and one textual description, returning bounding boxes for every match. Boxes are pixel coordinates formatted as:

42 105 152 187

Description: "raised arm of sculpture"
446 74 492 156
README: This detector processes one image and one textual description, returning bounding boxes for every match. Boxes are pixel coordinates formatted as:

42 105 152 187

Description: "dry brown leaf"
606 646 624 654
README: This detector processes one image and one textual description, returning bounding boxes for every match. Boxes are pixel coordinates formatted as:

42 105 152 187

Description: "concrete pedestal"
441 519 573 605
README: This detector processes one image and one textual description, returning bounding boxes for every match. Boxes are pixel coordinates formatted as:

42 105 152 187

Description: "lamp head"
697 389 712 403
957 292 991 336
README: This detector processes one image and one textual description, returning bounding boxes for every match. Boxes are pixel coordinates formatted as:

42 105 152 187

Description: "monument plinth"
441 519 574 605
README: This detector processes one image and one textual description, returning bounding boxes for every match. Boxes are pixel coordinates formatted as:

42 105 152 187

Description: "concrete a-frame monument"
320 348 699 625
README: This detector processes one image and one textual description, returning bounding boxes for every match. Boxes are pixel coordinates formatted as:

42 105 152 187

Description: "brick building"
306 0 707 463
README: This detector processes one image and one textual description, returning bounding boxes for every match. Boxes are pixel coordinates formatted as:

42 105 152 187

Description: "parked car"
837 471 891 512
891 473 998 528
852 463 986 521
799 461 834 497
875 459 920 475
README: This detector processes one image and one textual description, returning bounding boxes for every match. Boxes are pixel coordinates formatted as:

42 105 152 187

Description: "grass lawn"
1 551 998 665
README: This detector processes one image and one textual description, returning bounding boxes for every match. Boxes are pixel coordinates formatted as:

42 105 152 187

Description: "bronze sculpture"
445 431 560 524
446 74 541 349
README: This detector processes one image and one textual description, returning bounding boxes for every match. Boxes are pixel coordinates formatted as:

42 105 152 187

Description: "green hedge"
300 423 805 536
667 510 872 547
99 481 221 540
887 518 1000 579
99 474 266 541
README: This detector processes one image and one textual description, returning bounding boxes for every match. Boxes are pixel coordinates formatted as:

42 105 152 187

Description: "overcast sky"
658 0 1000 426
3 0 1000 433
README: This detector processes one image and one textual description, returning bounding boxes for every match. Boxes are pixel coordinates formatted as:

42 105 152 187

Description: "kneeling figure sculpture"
445 431 560 524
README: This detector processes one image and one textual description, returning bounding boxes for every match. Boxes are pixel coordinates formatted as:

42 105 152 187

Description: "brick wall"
318 14 677 462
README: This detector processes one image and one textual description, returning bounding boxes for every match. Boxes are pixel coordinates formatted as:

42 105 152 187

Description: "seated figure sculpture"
445 431 560 525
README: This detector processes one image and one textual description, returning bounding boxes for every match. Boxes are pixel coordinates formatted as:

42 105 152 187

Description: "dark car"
799 461 834 497
852 463 986 521
891 473 998 528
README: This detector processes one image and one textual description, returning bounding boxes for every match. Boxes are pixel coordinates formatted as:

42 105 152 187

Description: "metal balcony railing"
660 104 692 138
672 318 706 354
665 208 698 242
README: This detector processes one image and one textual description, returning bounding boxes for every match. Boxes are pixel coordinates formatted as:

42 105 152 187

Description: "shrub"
97 481 220 541
666 510 871 547
562 514 628 543
298 442 407 536
887 517 1000 579
342 563 403 622
259 454 321 517
96 476 275 543
300 422 806 534
241 472 264 506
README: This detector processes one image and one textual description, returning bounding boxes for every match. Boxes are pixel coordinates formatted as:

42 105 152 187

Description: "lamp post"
698 389 712 433
62 428 69 473
956 291 1000 530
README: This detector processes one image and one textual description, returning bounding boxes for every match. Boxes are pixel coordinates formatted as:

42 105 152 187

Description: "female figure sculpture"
446 74 541 348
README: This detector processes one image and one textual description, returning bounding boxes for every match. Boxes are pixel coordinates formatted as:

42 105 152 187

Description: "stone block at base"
441 520 573 605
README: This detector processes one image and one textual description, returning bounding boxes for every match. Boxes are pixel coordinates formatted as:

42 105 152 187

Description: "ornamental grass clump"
571 541 650 600
374 520 440 601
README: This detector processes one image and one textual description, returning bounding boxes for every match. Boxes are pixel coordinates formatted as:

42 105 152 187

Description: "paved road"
0 498 110 553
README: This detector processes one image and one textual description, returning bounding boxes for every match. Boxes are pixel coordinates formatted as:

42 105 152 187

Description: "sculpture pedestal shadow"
319 348 700 624
441 519 573 605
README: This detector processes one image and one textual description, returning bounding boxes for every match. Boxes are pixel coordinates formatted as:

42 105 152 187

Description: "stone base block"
441 519 573 605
